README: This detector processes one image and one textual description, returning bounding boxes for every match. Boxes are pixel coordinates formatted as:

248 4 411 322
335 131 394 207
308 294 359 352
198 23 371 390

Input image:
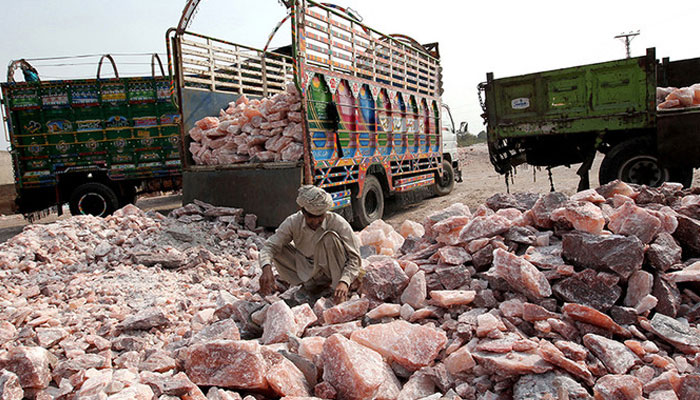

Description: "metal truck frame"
0 55 182 219
169 0 456 228
481 48 699 190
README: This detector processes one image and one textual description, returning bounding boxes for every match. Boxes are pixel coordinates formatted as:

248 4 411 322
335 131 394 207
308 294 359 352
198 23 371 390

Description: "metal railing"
176 31 295 97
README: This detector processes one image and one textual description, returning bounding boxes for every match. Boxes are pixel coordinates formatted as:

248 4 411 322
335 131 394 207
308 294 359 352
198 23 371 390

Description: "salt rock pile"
188 83 304 165
358 219 425 257
0 201 270 399
657 84 700 110
2 180 700 400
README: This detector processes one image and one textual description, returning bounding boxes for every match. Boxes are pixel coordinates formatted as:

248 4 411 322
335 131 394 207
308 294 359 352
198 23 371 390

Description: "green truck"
0 56 182 219
481 48 700 189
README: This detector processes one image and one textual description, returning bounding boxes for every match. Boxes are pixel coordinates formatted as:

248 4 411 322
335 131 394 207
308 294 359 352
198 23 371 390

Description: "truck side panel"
296 2 443 197
486 50 656 139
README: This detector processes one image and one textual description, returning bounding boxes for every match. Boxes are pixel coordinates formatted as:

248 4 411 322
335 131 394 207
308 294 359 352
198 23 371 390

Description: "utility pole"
615 31 640 58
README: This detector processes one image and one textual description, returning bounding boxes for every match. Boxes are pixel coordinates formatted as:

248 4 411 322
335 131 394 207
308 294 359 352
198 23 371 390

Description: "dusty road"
0 143 698 242
383 143 700 227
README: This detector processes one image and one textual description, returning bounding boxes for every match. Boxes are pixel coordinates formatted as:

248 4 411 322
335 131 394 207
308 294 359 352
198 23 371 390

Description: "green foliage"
457 133 486 147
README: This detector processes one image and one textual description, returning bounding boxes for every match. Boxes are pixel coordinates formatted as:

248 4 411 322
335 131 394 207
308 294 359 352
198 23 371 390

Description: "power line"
614 31 640 59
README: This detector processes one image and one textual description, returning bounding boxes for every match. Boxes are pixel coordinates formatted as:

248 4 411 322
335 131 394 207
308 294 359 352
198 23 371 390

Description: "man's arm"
259 215 295 269
258 215 295 294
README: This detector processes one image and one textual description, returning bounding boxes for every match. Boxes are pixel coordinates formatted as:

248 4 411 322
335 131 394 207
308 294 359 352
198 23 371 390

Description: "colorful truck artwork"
169 0 459 228
0 55 182 219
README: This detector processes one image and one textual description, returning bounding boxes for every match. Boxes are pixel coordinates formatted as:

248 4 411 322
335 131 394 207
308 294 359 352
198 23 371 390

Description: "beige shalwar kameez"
259 211 362 289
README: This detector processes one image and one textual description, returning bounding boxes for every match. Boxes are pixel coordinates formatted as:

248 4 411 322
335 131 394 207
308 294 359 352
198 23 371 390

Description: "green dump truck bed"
483 48 699 188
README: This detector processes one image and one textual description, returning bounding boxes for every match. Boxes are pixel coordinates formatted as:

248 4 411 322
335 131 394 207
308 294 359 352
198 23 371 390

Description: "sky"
1 0 698 151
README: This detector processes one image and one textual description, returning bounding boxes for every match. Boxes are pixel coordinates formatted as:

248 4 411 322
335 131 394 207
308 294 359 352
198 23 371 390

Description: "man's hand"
333 282 349 304
259 264 276 295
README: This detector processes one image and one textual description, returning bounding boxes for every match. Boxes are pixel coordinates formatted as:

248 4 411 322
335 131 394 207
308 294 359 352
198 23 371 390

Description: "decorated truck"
481 48 699 190
169 0 458 228
0 55 182 219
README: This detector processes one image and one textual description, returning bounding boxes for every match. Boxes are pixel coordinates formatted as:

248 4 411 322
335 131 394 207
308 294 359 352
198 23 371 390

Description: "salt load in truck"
168 0 459 228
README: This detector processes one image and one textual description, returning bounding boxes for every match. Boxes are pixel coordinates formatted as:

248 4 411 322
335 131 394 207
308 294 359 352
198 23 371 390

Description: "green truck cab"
481 48 699 189
0 56 182 219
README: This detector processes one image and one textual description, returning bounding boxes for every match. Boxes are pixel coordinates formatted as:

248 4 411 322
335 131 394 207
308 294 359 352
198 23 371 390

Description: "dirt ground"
0 143 697 242
382 143 700 228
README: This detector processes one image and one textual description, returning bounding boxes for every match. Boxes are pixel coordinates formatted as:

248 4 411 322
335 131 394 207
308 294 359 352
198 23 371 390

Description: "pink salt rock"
304 321 362 338
537 340 594 386
195 116 219 130
436 246 471 265
471 351 552 376
281 143 304 161
350 320 447 371
551 201 605 234
624 270 654 307
298 337 326 361
401 270 427 308
401 260 420 278
476 313 506 337
0 370 23 400
433 215 471 234
647 232 682 272
397 371 435 400
367 303 401 320
313 382 336 399
263 300 298 344
571 188 606 203
459 215 512 242
596 180 637 199
321 334 386 400
35 327 68 348
360 257 409 301
429 290 476 308
444 345 476 374
139 350 177 373
184 340 267 390
374 362 402 400
399 220 425 239
531 192 569 229
554 340 588 361
490 248 552 299
322 298 370 325
0 346 54 390
522 302 559 322
608 201 663 243
562 303 629 337
140 371 197 397
408 307 440 322
583 334 640 374
495 207 523 221
666 261 700 283
292 304 318 336
262 349 311 397
593 375 643 400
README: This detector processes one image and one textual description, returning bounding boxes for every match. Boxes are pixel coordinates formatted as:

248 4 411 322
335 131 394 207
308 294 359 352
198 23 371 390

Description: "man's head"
296 185 333 229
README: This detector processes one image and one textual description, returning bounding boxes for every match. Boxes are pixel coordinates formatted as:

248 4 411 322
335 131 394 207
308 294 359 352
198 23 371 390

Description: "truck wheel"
599 138 693 187
351 175 384 229
119 185 137 207
434 159 455 196
69 183 120 217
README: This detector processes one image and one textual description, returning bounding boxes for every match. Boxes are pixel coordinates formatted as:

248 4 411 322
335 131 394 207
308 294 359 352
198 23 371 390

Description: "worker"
258 185 362 304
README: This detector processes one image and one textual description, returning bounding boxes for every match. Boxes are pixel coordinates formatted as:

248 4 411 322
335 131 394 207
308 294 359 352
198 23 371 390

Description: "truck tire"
119 185 137 207
599 138 693 188
351 175 384 229
69 183 120 217
434 159 455 196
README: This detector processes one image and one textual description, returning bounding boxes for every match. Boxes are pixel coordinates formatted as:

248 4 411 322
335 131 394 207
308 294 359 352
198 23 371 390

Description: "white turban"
296 185 333 215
